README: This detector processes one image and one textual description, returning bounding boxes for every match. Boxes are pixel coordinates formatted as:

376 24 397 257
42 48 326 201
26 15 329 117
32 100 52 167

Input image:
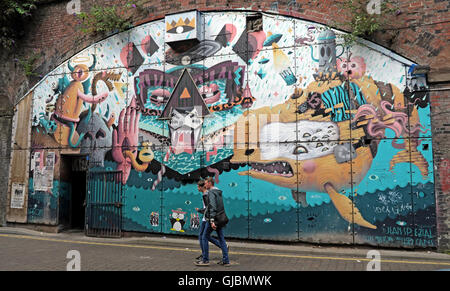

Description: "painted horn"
89 54 97 71
68 122 85 148
68 61 75 72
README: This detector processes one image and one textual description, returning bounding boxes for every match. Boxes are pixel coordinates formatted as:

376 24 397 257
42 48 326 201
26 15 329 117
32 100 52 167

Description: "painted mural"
25 11 435 247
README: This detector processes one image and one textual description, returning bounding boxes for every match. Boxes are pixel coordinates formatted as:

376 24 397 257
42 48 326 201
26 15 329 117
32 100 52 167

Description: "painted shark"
230 73 429 229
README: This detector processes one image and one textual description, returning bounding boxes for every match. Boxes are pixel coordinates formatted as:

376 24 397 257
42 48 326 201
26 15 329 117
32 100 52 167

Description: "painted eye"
84 132 93 140
293 145 308 155
167 26 195 34
351 63 356 68
96 129 106 139
326 47 331 56
320 47 325 57
341 63 347 69
303 133 311 138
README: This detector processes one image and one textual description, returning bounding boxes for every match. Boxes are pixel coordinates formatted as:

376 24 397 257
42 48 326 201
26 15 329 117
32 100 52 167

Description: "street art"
25 11 436 247
170 208 187 232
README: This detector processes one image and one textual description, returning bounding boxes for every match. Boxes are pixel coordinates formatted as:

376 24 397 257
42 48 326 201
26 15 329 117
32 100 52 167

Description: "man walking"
195 180 222 263
195 177 230 267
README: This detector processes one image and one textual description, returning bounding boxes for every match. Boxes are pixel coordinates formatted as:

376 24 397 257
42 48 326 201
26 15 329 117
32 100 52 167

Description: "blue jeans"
199 220 221 252
201 222 229 264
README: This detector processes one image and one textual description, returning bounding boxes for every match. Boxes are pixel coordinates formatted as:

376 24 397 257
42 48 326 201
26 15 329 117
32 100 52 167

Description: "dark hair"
205 177 215 186
197 180 205 187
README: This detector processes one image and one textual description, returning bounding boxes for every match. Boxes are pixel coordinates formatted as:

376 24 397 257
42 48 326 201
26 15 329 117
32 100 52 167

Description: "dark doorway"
70 170 86 229
60 154 88 230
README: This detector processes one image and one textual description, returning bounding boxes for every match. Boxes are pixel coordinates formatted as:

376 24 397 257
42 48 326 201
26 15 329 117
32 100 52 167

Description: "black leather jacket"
205 187 225 223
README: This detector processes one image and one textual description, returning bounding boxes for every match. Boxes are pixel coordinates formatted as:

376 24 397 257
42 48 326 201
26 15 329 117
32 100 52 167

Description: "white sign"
10 183 26 209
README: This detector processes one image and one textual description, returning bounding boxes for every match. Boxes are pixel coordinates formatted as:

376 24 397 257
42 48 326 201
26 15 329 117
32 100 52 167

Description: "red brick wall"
3 1 448 95
430 86 450 251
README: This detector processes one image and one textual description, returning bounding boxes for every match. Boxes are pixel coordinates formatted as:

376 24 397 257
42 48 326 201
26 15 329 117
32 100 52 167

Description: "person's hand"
195 208 199 212
211 222 217 230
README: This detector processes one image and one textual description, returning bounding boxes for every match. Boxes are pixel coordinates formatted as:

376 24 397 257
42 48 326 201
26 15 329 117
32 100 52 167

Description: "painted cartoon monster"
52 56 110 147
76 108 115 167
337 54 367 79
230 55 428 230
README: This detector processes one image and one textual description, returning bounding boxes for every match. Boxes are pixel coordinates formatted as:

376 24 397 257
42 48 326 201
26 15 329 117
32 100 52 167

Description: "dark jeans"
199 220 221 252
201 221 229 264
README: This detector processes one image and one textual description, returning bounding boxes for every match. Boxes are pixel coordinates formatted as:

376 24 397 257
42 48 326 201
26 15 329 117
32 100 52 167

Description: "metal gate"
85 171 123 238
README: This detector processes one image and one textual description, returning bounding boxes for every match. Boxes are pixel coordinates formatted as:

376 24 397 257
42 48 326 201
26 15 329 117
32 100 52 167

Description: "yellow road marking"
1 233 450 266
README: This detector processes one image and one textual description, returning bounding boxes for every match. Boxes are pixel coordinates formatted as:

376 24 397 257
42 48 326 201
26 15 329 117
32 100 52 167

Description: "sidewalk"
1 226 449 264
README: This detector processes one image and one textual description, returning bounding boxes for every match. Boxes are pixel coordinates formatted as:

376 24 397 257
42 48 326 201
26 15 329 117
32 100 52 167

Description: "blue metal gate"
85 171 123 238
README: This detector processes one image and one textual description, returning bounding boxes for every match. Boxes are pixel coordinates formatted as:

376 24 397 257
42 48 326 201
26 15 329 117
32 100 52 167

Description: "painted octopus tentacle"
206 166 220 184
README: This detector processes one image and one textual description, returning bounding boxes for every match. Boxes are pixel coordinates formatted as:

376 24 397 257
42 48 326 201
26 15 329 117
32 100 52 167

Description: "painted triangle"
180 87 191 99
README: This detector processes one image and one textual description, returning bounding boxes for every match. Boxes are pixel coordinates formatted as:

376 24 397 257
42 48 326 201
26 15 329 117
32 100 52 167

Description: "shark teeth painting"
259 120 339 161
249 161 294 177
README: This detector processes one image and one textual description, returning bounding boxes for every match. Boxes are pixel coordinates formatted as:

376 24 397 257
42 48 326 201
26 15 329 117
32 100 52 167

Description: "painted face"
168 108 203 154
76 113 113 167
172 212 185 220
337 56 366 79
70 64 90 81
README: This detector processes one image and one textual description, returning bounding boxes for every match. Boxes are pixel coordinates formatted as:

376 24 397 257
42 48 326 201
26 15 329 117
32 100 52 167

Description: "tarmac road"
0 227 449 272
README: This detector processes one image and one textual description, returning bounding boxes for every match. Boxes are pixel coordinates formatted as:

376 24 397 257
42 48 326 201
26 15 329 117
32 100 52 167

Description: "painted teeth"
250 161 293 176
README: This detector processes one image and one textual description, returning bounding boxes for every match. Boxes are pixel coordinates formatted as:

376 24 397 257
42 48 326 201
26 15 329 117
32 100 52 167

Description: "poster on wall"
33 152 55 192
10 183 26 209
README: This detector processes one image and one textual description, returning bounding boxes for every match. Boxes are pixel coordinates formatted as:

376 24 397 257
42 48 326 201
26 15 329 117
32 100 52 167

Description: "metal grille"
85 171 123 238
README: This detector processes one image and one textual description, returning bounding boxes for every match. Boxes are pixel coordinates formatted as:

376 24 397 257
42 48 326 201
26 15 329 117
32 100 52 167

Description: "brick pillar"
429 82 450 251
0 95 13 226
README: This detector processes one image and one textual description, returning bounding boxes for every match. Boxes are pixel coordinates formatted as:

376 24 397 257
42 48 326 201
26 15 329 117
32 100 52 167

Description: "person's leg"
216 227 229 264
197 221 207 260
201 222 214 263
208 231 221 249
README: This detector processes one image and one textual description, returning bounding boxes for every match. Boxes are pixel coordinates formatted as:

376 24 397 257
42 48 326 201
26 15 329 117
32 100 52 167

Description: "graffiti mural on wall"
26 11 436 247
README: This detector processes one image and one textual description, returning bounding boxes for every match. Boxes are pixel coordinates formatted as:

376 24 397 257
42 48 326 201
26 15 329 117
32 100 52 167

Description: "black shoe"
195 261 210 266
195 255 203 260
217 261 231 267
